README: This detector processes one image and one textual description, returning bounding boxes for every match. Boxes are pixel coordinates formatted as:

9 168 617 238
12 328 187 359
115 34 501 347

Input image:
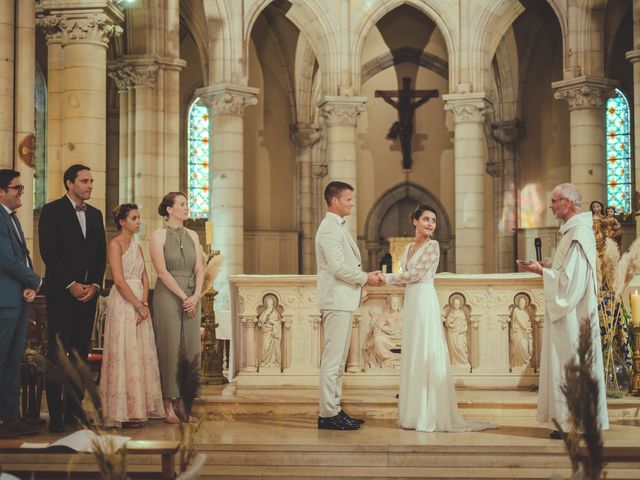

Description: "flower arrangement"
596 238 635 396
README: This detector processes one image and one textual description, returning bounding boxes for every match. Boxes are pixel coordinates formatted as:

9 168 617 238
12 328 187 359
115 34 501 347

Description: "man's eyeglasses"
550 197 567 204
6 185 25 193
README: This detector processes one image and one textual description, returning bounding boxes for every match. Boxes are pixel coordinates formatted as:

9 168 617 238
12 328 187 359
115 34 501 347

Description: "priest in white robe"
518 183 608 438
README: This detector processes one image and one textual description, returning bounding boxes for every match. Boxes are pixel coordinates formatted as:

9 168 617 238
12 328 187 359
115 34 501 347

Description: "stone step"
196 385 640 420
186 465 640 479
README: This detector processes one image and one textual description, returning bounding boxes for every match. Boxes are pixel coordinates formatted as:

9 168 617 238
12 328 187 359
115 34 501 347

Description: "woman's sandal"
164 413 179 424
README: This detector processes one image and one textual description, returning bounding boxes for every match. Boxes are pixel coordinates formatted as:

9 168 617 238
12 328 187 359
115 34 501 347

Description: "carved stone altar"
229 273 545 388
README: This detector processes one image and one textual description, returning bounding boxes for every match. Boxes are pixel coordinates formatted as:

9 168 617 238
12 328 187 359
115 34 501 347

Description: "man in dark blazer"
0 169 42 438
39 164 106 433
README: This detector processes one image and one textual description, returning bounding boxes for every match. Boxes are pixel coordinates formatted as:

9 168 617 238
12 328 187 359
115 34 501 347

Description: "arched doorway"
363 182 454 272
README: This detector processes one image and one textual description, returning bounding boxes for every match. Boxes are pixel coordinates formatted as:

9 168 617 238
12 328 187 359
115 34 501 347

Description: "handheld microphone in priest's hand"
534 237 542 262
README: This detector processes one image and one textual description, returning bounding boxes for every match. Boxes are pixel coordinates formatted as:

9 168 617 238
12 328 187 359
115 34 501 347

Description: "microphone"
534 237 542 262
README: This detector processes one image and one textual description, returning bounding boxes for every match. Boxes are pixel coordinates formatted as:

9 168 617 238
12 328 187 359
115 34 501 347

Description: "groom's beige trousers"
319 310 353 418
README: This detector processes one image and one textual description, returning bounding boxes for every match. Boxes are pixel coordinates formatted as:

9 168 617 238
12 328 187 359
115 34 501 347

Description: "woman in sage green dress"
149 192 204 423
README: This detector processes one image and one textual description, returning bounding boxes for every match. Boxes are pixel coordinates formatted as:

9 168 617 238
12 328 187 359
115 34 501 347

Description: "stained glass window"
605 89 632 215
188 97 210 218
34 63 47 210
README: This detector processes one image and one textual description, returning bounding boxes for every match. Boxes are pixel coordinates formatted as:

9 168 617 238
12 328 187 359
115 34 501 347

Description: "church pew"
0 439 179 479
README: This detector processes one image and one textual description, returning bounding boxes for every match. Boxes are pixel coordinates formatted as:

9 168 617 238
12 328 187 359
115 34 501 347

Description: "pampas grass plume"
201 253 225 295
613 236 640 297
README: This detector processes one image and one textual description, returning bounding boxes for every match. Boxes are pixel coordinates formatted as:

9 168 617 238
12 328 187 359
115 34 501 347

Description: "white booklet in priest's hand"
21 429 131 453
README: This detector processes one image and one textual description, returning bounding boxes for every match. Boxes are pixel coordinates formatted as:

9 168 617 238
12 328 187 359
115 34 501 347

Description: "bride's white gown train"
386 240 495 432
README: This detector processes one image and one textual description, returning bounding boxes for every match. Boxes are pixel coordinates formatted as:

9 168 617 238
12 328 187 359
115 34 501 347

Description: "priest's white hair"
555 183 582 208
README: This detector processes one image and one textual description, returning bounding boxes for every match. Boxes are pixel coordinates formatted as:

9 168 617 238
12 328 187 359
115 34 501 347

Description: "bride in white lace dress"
385 205 495 432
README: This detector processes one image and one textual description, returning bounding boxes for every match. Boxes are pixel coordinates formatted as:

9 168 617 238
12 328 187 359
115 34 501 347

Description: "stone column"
0 0 14 169
130 63 160 244
290 124 321 274
37 3 124 212
552 77 617 208
107 67 134 203
346 315 361 373
14 0 35 248
240 316 258 372
318 96 366 239
625 2 640 234
43 34 64 201
443 93 492 273
489 120 523 273
198 84 259 310
108 57 183 267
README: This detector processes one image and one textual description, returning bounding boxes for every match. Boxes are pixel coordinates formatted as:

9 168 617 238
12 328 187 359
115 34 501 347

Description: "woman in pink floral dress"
100 204 164 427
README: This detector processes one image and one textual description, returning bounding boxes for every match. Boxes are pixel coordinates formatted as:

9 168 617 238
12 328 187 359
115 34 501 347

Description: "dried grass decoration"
201 249 224 295
596 238 634 396
47 337 129 480
553 319 604 480
175 351 207 478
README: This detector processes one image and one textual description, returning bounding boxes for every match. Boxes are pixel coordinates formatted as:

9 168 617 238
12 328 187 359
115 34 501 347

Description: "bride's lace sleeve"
385 241 439 285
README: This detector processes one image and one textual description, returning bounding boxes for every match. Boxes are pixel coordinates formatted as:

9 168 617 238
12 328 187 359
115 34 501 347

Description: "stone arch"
603 0 632 75
294 35 320 123
361 47 448 84
544 0 570 73
470 0 525 92
576 0 607 77
243 0 337 91
180 0 210 84
363 182 454 272
202 0 235 84
352 0 457 93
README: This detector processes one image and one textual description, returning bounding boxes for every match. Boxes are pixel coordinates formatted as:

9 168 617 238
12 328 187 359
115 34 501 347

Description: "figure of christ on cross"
375 77 439 172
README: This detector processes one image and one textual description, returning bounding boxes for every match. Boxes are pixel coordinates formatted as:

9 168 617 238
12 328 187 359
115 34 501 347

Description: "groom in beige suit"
315 181 382 430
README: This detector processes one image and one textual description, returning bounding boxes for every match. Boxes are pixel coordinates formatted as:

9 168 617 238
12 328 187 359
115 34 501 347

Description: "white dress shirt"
66 194 87 238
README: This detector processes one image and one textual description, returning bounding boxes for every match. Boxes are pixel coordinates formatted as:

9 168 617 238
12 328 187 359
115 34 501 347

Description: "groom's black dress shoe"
339 410 364 425
549 430 564 440
318 415 360 430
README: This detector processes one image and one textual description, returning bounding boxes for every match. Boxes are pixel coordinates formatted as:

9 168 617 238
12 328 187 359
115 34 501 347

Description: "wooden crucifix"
375 77 439 171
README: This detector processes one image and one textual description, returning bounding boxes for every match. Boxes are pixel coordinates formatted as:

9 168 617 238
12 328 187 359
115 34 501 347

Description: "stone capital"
289 124 321 148
625 49 640 64
491 120 524 145
318 96 367 127
108 56 186 90
196 84 259 116
36 3 124 47
107 65 134 90
552 76 618 111
442 93 492 124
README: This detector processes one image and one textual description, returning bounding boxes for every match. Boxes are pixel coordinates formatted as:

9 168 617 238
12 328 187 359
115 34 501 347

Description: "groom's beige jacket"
315 212 368 312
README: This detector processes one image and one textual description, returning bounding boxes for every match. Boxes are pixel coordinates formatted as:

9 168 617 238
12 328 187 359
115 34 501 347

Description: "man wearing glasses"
0 169 42 438
518 183 608 439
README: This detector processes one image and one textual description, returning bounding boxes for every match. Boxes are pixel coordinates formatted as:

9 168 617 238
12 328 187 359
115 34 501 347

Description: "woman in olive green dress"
149 192 204 423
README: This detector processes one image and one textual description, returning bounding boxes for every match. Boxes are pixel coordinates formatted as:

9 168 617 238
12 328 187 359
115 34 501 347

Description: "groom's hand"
367 271 382 286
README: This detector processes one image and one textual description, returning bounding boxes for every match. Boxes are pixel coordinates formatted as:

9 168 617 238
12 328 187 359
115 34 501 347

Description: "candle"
630 290 640 326
382 264 388 274
205 220 213 246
